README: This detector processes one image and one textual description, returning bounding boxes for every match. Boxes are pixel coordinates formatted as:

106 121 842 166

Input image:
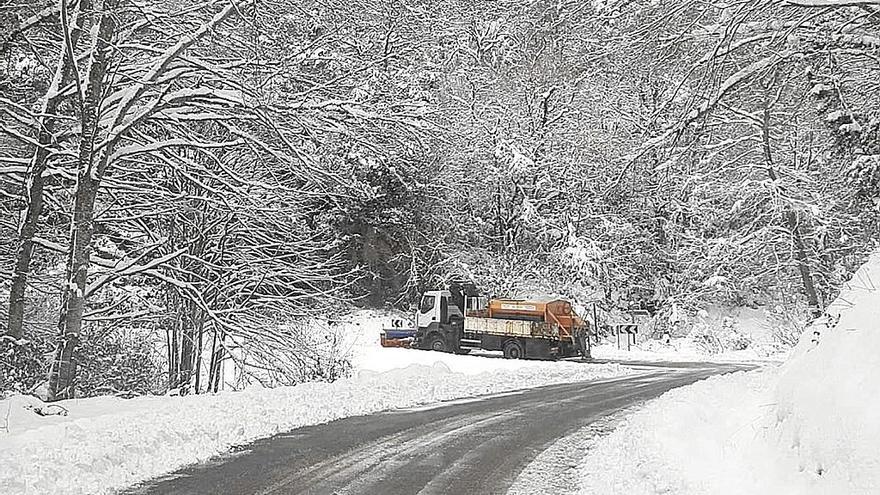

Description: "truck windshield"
420 295 435 314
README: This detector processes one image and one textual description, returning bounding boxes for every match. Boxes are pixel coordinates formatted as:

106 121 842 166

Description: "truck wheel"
428 335 447 352
503 340 524 359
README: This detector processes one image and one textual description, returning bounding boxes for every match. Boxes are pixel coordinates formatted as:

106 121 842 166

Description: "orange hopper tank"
482 299 585 340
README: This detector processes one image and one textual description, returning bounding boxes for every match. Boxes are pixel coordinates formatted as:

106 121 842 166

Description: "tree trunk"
786 211 822 317
209 330 225 393
7 0 93 339
47 0 116 401
178 329 195 394
761 104 822 319
168 294 198 394
207 324 226 394
193 314 205 394
49 177 100 400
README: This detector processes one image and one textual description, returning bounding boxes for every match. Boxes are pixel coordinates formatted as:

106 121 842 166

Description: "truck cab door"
416 294 438 329
440 296 448 324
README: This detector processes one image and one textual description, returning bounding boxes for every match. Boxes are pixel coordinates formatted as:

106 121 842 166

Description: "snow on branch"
0 156 29 165
693 20 812 38
831 33 880 49
630 50 795 159
100 87 245 152
109 138 245 163
86 246 188 297
83 310 154 322
0 124 41 148
783 0 880 6
31 237 117 268
698 34 776 64
0 3 59 53
688 51 795 122
0 96 41 127
0 165 28 174
106 0 255 143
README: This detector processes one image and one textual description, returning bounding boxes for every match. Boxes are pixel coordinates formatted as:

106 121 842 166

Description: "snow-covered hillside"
578 250 880 495
0 313 630 495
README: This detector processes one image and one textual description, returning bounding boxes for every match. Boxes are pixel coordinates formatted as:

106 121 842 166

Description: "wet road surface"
127 361 752 495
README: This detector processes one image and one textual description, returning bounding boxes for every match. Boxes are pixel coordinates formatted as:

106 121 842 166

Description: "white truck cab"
416 290 463 330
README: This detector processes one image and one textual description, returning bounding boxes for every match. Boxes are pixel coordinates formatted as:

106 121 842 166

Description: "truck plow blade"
380 329 416 348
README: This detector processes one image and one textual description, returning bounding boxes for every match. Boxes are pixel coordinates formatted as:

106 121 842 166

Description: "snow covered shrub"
724 326 753 351
845 154 880 205
689 327 724 354
229 318 353 389
767 306 809 348
684 311 756 353
1 322 166 399
0 284 62 396
75 325 166 397
0 334 51 396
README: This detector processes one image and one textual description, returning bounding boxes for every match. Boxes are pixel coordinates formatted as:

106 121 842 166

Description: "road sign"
612 324 639 351
613 324 639 334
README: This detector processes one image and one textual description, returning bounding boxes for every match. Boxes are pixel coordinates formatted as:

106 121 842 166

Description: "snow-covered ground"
591 304 793 363
576 250 880 495
0 311 630 495
347 308 787 369
0 298 818 495
590 338 788 363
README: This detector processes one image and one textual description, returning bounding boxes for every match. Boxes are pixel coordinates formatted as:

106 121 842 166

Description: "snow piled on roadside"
577 250 880 495
590 338 787 363
774 249 880 493
0 359 628 495
578 368 786 495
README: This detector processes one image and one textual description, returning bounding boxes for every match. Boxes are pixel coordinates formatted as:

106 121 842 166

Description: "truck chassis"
414 317 581 360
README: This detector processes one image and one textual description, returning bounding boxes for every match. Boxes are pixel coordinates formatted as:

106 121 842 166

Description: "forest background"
1 0 877 399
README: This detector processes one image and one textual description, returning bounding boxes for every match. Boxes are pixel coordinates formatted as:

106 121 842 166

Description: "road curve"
127 362 751 495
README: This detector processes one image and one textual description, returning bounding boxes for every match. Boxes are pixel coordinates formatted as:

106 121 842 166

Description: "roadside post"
592 302 600 344
613 324 639 351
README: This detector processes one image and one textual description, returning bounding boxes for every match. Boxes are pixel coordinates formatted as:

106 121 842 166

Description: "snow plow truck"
382 290 591 360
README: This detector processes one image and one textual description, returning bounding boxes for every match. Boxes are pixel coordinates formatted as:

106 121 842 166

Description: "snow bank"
590 338 787 363
577 250 880 495
578 369 783 495
0 358 628 494
774 250 880 492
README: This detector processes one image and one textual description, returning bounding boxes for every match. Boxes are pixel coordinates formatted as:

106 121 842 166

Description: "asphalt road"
127 361 752 495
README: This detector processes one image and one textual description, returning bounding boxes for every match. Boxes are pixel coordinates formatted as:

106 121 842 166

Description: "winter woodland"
2 0 878 399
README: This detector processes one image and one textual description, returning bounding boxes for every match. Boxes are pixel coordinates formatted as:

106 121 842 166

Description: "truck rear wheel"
503 340 524 359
